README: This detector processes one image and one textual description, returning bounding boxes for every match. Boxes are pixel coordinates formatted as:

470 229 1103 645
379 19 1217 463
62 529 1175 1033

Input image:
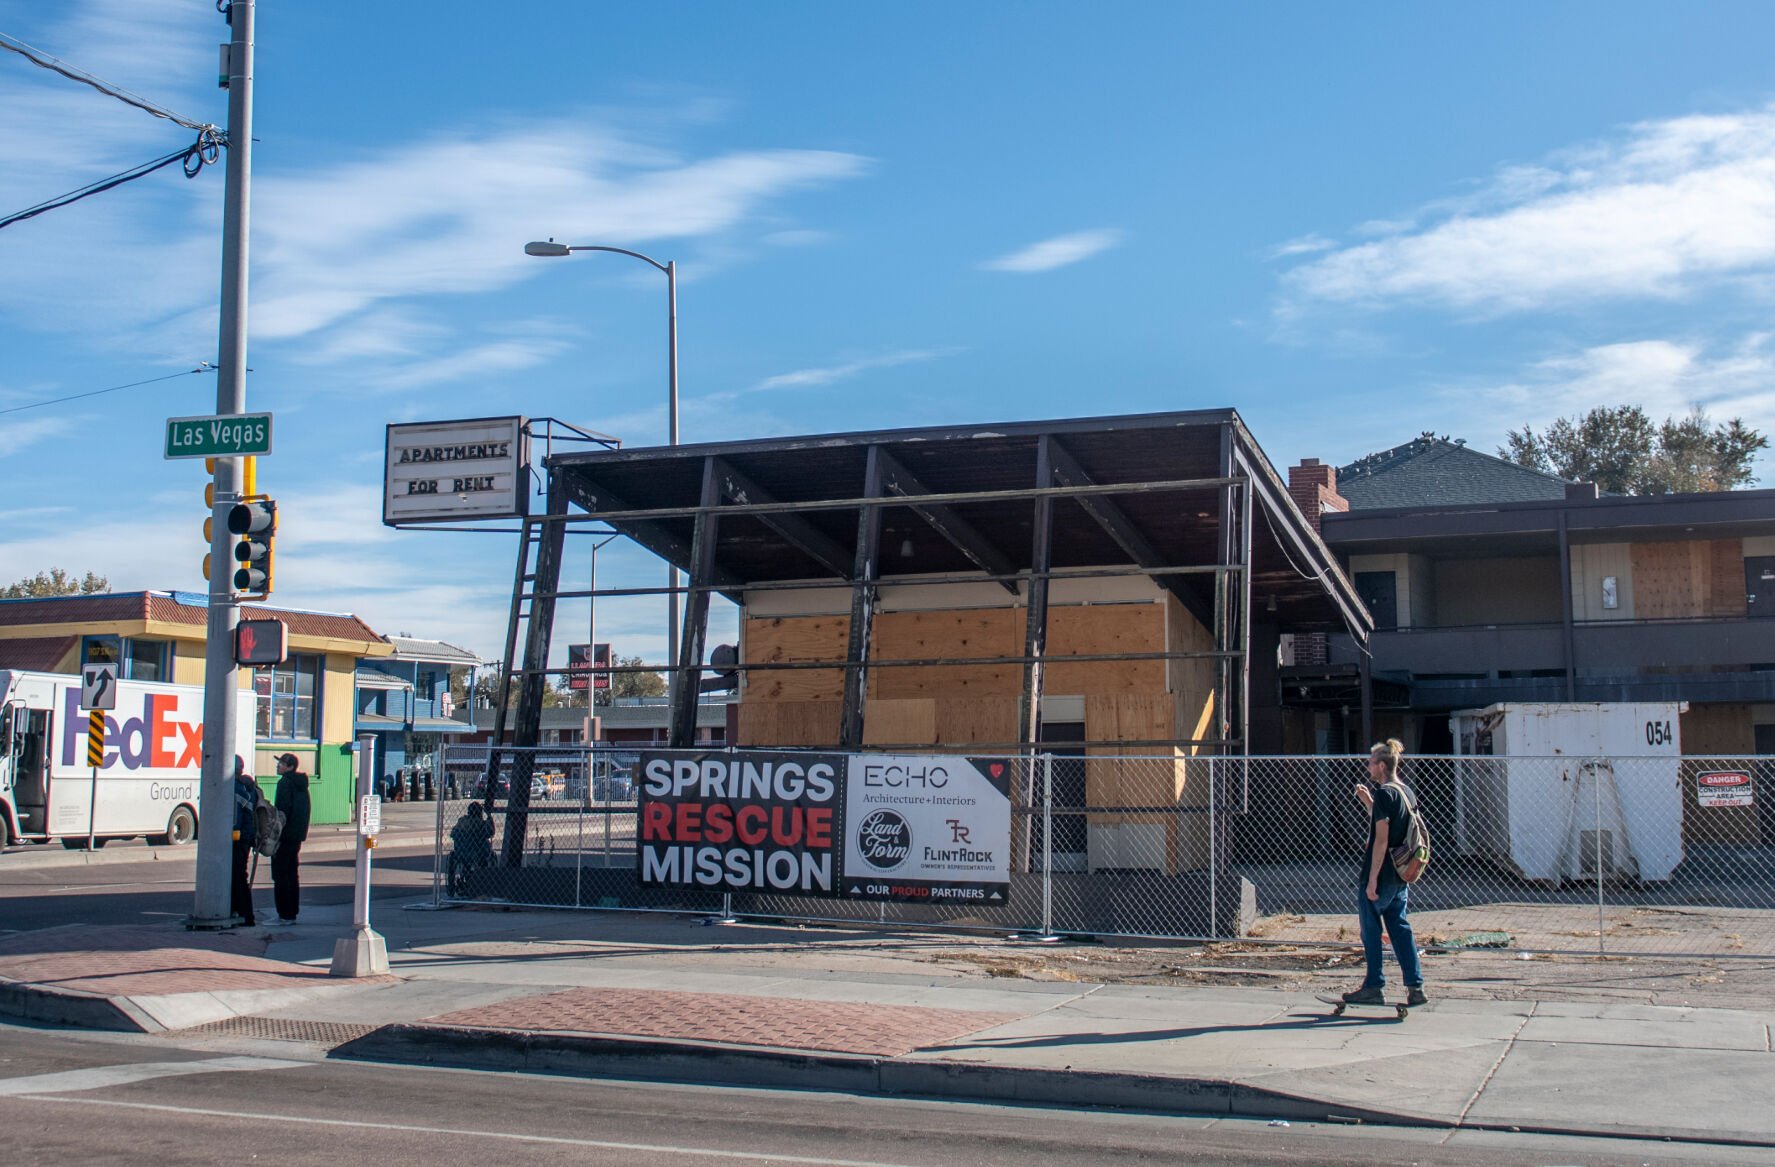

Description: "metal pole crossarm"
549 472 1246 526
510 645 1247 680
561 560 1249 603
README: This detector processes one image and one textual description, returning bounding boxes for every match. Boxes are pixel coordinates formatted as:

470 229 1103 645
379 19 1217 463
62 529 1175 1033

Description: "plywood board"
736 700 841 747
861 698 937 747
1047 603 1166 694
934 696 1020 747
870 608 1023 698
1631 541 1710 620
1709 539 1747 618
1167 593 1217 751
743 615 849 701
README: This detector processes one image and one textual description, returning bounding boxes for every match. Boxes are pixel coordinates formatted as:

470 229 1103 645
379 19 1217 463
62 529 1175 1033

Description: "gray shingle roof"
1337 434 1572 510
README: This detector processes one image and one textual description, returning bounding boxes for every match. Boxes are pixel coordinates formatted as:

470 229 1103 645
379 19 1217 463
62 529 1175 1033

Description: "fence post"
1208 757 1218 943
1595 758 1606 959
575 746 585 910
431 767 444 907
1042 753 1056 939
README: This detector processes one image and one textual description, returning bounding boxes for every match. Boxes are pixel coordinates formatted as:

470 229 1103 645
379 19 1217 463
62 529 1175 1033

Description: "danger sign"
1697 770 1755 808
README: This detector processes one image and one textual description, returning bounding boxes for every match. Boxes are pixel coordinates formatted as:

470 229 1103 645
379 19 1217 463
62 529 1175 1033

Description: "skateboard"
1314 993 1410 1020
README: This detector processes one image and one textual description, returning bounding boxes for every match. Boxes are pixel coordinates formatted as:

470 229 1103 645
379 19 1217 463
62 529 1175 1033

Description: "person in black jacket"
231 756 259 927
270 753 311 924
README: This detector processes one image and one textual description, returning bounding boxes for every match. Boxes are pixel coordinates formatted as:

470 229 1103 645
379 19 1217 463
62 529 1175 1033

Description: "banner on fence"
634 749 1012 902
637 751 843 894
843 754 1011 905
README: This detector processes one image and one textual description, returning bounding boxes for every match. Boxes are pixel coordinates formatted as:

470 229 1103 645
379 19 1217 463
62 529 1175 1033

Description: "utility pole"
191 0 255 929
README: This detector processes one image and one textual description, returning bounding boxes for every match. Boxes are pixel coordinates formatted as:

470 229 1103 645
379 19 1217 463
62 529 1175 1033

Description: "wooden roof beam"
558 470 745 602
712 457 853 580
875 448 1020 594
1046 434 1217 629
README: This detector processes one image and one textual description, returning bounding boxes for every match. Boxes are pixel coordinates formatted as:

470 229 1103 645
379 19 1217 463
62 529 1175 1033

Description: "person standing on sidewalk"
270 753 311 924
1343 738 1426 1007
230 757 259 928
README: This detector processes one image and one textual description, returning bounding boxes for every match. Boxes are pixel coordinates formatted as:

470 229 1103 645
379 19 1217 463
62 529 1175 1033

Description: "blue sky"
6 1 1775 665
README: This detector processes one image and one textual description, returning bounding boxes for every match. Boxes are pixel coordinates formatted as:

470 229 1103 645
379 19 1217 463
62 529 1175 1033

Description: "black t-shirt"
1359 782 1414 885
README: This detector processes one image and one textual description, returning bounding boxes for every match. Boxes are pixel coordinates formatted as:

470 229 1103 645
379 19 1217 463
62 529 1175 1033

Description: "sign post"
80 662 117 851
331 735 389 976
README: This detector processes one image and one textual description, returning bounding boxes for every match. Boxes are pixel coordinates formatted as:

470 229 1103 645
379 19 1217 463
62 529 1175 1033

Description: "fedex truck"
0 669 256 850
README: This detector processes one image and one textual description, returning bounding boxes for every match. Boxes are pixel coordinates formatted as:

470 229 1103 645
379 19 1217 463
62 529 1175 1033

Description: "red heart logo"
988 763 1004 778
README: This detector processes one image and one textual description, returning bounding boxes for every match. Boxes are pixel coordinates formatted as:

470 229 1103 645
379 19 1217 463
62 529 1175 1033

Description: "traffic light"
229 496 276 596
202 457 260 588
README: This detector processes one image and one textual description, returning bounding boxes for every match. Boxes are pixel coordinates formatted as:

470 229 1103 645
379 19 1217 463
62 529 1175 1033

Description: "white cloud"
0 2 873 380
1284 107 1775 313
1267 233 1336 259
1446 335 1775 467
980 228 1125 273
0 415 75 456
751 347 962 392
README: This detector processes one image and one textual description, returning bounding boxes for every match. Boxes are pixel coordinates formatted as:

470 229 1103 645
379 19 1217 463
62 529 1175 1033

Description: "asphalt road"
2 1024 1767 1167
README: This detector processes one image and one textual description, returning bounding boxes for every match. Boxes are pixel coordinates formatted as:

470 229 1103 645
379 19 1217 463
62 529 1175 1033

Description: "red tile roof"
0 591 385 648
0 635 79 671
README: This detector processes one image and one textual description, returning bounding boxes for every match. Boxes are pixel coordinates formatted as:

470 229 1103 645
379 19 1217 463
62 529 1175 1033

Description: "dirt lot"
894 917 1775 1010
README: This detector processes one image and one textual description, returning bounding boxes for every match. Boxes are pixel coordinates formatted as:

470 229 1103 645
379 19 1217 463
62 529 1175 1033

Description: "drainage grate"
171 1016 378 1046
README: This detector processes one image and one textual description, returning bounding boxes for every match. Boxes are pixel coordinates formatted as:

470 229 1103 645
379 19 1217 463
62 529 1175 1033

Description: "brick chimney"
1285 459 1348 667
1287 458 1348 533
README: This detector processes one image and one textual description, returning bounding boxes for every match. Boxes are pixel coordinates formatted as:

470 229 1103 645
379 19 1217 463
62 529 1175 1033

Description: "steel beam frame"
669 457 722 746
839 446 885 747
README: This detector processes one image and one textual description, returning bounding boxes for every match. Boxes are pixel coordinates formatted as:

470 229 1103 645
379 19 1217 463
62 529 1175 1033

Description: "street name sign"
165 412 274 459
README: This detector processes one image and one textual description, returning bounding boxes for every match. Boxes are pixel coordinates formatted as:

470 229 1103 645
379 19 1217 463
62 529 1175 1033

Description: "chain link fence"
436 745 1775 957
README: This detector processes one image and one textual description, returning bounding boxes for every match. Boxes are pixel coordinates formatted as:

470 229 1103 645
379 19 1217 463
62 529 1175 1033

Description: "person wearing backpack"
1342 738 1427 1008
230 757 260 928
270 753 311 924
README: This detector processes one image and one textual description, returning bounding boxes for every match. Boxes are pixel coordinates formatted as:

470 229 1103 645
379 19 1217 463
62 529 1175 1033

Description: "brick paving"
427 987 1025 1057
0 924 363 997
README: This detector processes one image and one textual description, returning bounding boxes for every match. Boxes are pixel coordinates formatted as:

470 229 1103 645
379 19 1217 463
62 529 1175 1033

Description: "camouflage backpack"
252 783 285 858
1388 785 1432 883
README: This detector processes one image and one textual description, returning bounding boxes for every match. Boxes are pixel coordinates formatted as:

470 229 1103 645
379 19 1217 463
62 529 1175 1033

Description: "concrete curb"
0 976 162 1033
333 1022 1775 1149
332 1023 1429 1129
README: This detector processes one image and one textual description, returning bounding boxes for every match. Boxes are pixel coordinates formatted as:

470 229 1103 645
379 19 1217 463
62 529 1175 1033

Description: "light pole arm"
564 244 671 277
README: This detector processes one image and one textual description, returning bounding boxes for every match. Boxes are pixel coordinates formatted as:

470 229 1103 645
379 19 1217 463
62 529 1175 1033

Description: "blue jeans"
1358 883 1422 990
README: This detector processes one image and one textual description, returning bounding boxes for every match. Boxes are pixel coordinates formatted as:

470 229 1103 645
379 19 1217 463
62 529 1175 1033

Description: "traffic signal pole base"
185 914 241 932
329 927 388 977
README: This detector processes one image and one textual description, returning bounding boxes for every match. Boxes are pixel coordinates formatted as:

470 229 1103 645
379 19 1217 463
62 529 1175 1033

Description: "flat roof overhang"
545 409 1371 637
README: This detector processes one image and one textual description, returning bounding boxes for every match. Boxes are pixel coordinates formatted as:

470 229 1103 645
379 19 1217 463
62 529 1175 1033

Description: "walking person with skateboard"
1336 738 1427 1014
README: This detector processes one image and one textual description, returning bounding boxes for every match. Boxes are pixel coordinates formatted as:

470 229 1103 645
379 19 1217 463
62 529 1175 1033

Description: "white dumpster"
1449 702 1686 883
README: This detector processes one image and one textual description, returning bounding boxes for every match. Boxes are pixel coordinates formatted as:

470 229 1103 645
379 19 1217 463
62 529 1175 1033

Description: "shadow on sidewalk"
944 1011 1400 1050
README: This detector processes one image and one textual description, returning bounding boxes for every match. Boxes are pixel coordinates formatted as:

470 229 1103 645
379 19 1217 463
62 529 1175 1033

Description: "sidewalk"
3 901 1773 1148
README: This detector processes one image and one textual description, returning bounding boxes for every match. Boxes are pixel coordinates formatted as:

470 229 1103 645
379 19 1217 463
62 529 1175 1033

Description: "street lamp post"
525 240 681 707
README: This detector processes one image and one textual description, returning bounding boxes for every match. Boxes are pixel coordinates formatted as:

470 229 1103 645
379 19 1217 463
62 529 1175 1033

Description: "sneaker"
1341 986 1385 1005
1406 986 1428 1007
274 916 298 925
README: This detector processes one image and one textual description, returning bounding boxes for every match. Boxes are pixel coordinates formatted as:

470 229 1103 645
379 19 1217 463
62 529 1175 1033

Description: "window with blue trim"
255 654 320 741
81 636 168 683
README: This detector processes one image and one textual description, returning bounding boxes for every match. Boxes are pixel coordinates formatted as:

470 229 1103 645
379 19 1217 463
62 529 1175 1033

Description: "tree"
461 672 568 711
594 654 667 706
1 568 109 598
1502 405 1768 495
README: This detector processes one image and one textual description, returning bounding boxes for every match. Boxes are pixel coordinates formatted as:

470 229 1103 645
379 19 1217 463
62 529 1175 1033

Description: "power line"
0 365 211 418
0 31 216 133
0 129 223 230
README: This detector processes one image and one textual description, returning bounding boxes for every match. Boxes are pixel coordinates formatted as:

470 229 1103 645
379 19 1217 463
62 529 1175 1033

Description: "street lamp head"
524 240 572 257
